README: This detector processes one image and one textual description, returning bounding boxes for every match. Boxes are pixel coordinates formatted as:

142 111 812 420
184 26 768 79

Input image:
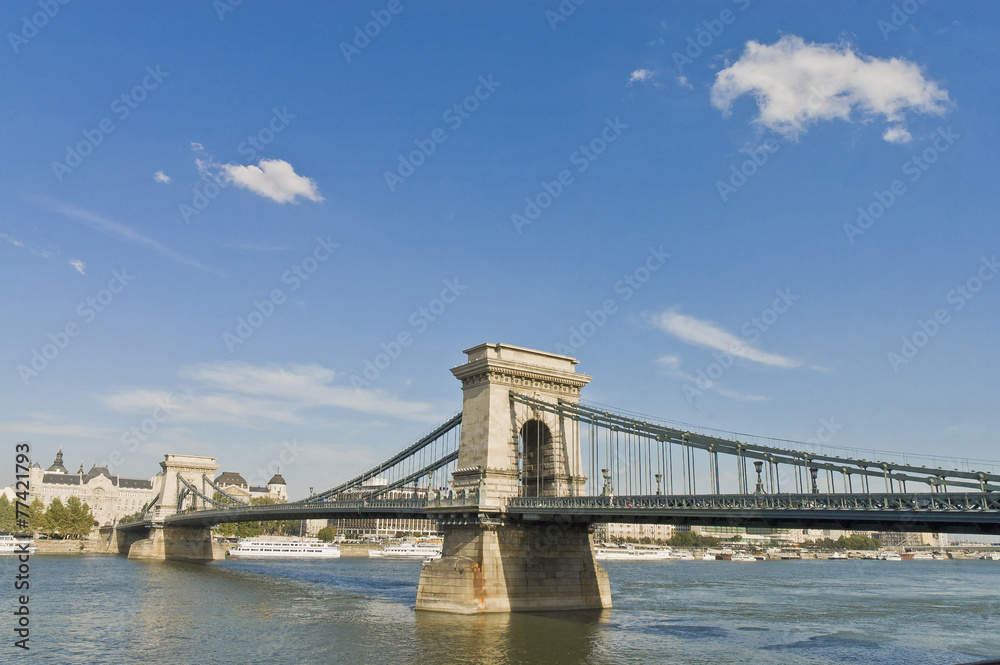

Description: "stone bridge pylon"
118 454 226 562
416 343 612 613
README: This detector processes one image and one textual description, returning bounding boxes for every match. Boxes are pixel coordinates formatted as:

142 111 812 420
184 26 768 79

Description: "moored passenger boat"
0 534 36 555
229 538 341 559
594 544 673 560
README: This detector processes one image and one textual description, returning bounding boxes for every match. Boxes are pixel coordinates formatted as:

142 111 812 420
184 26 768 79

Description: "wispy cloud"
716 388 768 402
153 170 172 184
51 202 220 274
0 419 115 439
651 309 802 368
1 233 25 248
69 259 86 275
101 361 441 426
711 35 949 142
225 241 290 252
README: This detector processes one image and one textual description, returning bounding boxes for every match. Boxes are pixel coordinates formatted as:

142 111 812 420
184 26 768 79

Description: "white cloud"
69 259 86 275
223 159 323 204
676 75 693 89
882 125 912 144
651 309 802 368
153 170 172 184
190 142 204 152
711 35 949 142
629 68 656 85
101 361 440 426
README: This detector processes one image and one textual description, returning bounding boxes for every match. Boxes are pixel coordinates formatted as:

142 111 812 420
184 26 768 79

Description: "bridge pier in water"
417 343 612 613
122 524 225 563
119 453 226 563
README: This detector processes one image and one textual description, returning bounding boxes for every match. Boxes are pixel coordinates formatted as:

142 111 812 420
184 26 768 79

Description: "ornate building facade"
27 448 160 526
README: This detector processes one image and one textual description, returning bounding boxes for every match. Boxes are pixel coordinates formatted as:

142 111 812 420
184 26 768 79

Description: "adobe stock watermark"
51 65 169 182
340 0 407 63
672 0 751 79
7 0 71 54
716 138 779 202
554 245 670 356
179 107 295 224
887 254 998 373
844 126 959 243
212 0 244 21
246 440 301 488
511 116 627 234
877 0 927 40
805 416 844 447
384 75 501 192
104 394 181 473
223 236 339 352
545 0 586 30
683 288 798 404
17 268 135 386
350 279 467 389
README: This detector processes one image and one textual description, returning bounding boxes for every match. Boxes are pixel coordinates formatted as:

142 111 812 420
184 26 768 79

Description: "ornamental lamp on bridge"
809 467 820 494
753 461 765 494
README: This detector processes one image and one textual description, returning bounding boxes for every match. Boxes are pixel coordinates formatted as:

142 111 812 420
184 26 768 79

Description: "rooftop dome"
46 447 68 474
268 473 286 485
215 471 248 488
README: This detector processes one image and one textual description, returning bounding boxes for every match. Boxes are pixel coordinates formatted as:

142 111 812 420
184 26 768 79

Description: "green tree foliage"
0 494 14 533
27 498 46 534
214 495 294 538
30 497 96 539
44 498 68 537
667 531 721 548
316 526 336 542
807 534 882 550
63 497 95 538
118 510 144 524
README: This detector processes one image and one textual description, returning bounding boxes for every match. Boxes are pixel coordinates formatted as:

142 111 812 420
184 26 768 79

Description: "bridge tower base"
125 525 225 563
416 520 611 614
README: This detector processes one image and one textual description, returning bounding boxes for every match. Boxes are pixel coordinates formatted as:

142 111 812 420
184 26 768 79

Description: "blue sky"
2 1 998 498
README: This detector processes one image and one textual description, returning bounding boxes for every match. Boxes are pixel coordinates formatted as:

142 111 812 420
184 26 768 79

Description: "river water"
4 554 999 664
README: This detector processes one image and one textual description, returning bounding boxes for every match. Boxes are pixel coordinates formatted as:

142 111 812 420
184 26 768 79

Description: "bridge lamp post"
809 467 820 494
655 473 662 496
753 461 765 495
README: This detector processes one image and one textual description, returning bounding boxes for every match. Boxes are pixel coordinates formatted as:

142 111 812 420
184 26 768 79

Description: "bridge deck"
118 492 1000 535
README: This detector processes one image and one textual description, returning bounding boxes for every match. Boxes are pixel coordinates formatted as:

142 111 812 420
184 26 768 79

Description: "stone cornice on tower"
451 343 591 395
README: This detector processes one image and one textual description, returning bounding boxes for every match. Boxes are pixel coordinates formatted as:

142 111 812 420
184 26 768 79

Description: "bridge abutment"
416 519 610 613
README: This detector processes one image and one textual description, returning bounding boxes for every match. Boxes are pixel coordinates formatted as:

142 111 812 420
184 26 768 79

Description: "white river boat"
369 541 443 559
594 545 673 560
0 535 36 555
229 539 341 559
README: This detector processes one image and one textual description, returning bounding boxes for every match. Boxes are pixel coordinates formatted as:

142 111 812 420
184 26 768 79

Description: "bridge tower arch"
449 343 590 508
418 343 611 613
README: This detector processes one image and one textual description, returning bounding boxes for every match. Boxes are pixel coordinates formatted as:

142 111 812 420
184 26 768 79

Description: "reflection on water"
4 555 998 665
414 609 610 665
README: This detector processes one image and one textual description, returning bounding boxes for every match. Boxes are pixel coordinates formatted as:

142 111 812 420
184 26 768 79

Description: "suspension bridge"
116 343 1000 613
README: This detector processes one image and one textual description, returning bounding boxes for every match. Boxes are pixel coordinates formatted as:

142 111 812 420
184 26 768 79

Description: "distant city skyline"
3 2 999 500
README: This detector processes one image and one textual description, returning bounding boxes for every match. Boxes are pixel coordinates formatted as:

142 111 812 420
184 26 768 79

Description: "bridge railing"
507 492 1000 513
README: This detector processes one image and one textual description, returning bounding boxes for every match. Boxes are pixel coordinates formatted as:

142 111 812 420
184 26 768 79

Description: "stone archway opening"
518 419 554 497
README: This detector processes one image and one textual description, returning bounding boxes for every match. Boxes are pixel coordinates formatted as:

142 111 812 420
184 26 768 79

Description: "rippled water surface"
4 555 999 664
